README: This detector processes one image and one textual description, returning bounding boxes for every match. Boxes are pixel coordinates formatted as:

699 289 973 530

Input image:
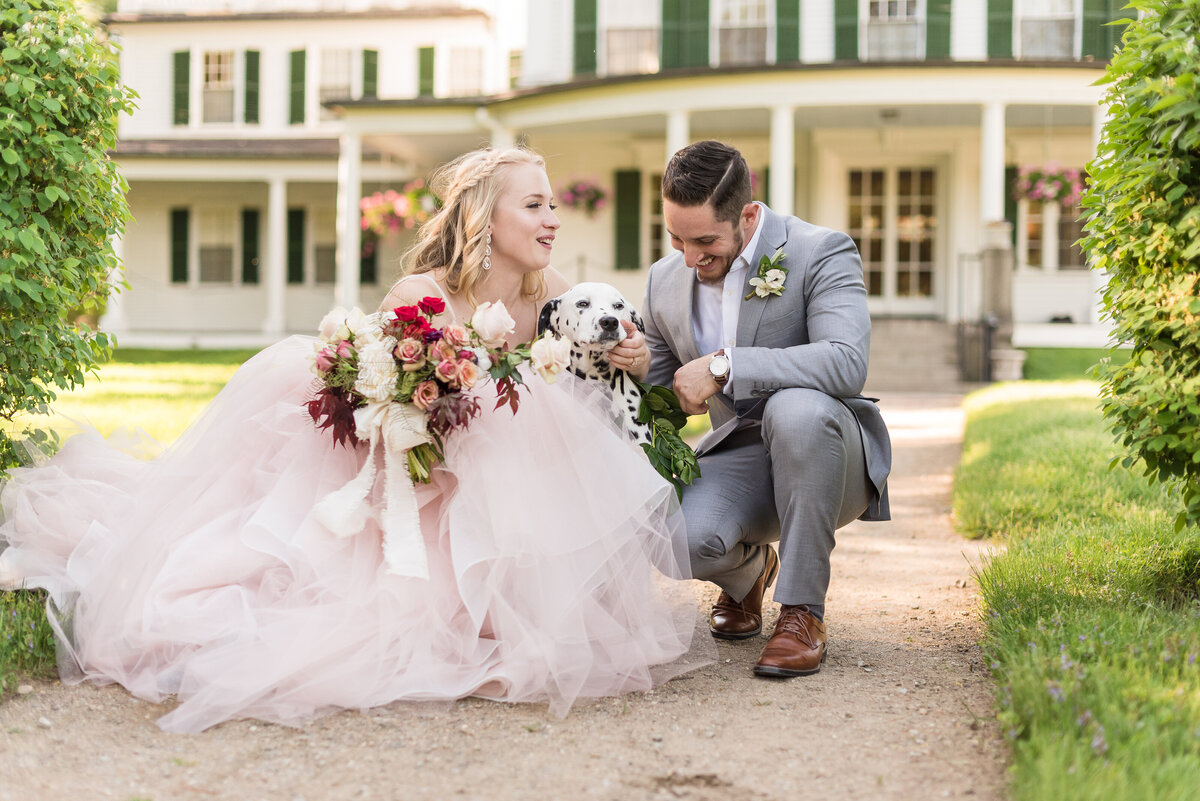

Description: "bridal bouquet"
306 297 568 482
306 297 570 578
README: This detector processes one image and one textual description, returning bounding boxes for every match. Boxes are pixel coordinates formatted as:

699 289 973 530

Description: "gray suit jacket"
641 204 891 520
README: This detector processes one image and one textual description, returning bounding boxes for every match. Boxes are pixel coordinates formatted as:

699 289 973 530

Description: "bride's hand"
607 320 650 380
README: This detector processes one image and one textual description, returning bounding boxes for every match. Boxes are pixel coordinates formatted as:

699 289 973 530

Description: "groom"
641 140 891 677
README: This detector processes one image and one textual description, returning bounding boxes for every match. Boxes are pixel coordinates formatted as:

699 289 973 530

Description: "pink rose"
336 340 355 359
457 359 480 390
315 347 337 372
442 324 470 349
435 358 461 386
394 338 427 371
411 380 440 410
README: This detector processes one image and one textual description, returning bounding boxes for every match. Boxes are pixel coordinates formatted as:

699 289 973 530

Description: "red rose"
418 297 446 316
394 305 420 322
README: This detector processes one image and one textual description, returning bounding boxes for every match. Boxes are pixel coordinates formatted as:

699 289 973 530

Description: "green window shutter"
287 208 305 284
289 49 306 125
244 50 260 124
926 2 952 60
759 166 770 203
833 0 859 61
681 0 709 69
241 209 260 285
418 46 435 96
614 170 642 271
662 0 709 70
987 0 1013 59
360 234 379 285
172 50 189 126
170 208 189 283
1004 166 1018 249
573 0 597 77
776 0 801 63
1082 0 1134 60
362 49 379 97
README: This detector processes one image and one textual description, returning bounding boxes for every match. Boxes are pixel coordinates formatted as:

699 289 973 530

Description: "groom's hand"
673 355 721 416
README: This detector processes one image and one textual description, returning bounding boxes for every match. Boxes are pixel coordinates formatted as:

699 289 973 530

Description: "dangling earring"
483 230 492 271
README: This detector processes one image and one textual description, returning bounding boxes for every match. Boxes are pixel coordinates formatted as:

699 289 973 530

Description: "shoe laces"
776 605 819 647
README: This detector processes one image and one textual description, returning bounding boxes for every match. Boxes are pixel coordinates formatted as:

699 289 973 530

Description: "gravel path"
0 391 1006 801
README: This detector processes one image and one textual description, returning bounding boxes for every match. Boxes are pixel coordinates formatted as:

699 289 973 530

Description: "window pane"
866 19 921 60
447 46 483 96
319 48 352 120
314 245 336 284
607 28 660 75
1019 19 1074 59
202 51 234 123
199 246 233 282
1025 201 1044 268
1058 199 1087 270
717 0 768 66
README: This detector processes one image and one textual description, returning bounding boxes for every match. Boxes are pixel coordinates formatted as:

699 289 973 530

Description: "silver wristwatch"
708 349 731 386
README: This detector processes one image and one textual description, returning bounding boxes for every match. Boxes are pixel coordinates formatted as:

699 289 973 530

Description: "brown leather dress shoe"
753 604 827 677
709 546 779 639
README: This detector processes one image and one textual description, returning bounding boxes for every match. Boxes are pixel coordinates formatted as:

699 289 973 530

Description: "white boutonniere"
745 248 788 300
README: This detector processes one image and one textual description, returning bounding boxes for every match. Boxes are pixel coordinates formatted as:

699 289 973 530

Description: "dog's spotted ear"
537 298 561 337
629 307 645 334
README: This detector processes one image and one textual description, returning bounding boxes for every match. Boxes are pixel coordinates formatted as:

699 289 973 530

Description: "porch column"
336 131 362 311
980 102 1007 224
666 109 689 160
263 176 286 335
769 104 795 216
99 231 129 334
476 107 514 149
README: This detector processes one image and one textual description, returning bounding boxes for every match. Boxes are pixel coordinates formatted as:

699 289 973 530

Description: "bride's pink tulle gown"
0 336 709 732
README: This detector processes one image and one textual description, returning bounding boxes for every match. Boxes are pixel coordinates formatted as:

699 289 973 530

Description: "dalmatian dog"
537 282 653 446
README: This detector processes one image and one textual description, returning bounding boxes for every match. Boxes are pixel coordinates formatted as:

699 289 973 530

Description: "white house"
103 0 1129 382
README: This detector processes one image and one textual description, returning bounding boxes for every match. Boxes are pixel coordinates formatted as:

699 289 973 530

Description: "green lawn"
1020 347 1132 382
957 381 1200 800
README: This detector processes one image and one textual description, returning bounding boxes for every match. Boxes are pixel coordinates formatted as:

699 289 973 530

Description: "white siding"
951 0 988 60
802 0 835 64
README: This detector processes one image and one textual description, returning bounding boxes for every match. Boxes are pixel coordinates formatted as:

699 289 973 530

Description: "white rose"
529 334 572 384
352 311 388 346
354 340 400 402
470 301 516 348
318 306 349 343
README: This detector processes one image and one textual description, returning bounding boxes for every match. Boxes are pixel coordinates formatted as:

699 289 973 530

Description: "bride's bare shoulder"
378 273 445 312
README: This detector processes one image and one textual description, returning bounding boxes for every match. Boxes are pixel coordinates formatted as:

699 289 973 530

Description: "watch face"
709 355 730 378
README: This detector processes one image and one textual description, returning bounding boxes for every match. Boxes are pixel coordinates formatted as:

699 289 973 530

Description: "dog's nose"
599 316 619 332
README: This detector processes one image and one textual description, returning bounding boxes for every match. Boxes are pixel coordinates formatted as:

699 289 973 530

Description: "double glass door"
847 167 938 315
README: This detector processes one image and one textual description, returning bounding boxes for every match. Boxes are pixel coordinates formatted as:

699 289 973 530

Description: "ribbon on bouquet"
313 400 432 579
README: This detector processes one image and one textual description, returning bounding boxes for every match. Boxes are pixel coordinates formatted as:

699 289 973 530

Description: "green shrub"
0 0 136 473
1082 0 1200 529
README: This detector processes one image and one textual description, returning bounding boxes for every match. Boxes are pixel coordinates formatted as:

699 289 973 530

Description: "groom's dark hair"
661 140 752 225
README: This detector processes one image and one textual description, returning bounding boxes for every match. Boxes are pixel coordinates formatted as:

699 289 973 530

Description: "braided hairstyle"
403 146 549 308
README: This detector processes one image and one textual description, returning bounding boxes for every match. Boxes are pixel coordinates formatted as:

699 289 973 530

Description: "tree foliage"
1082 0 1200 529
0 0 135 472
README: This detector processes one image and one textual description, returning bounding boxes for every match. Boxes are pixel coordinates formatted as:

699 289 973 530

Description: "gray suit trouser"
683 388 872 606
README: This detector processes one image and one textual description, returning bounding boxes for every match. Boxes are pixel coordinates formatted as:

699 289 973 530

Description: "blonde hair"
402 146 549 308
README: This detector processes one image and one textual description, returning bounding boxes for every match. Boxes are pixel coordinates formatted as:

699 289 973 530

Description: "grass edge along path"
956 381 1200 801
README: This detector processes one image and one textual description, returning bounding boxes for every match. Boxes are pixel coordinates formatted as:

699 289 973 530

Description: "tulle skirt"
0 336 709 732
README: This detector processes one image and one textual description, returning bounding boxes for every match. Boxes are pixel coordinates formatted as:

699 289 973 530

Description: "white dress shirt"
691 203 765 394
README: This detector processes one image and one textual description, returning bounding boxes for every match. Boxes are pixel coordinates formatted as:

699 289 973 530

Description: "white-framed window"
1015 0 1078 59
864 0 923 61
198 209 235 284
1017 198 1087 271
716 0 770 66
447 46 484 96
319 48 353 120
202 50 235 123
601 0 660 76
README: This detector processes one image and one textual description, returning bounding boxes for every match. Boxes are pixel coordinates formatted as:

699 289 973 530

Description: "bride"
0 146 709 733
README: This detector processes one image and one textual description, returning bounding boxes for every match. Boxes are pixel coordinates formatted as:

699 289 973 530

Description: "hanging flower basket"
360 180 442 257
556 179 608 217
1012 165 1084 208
